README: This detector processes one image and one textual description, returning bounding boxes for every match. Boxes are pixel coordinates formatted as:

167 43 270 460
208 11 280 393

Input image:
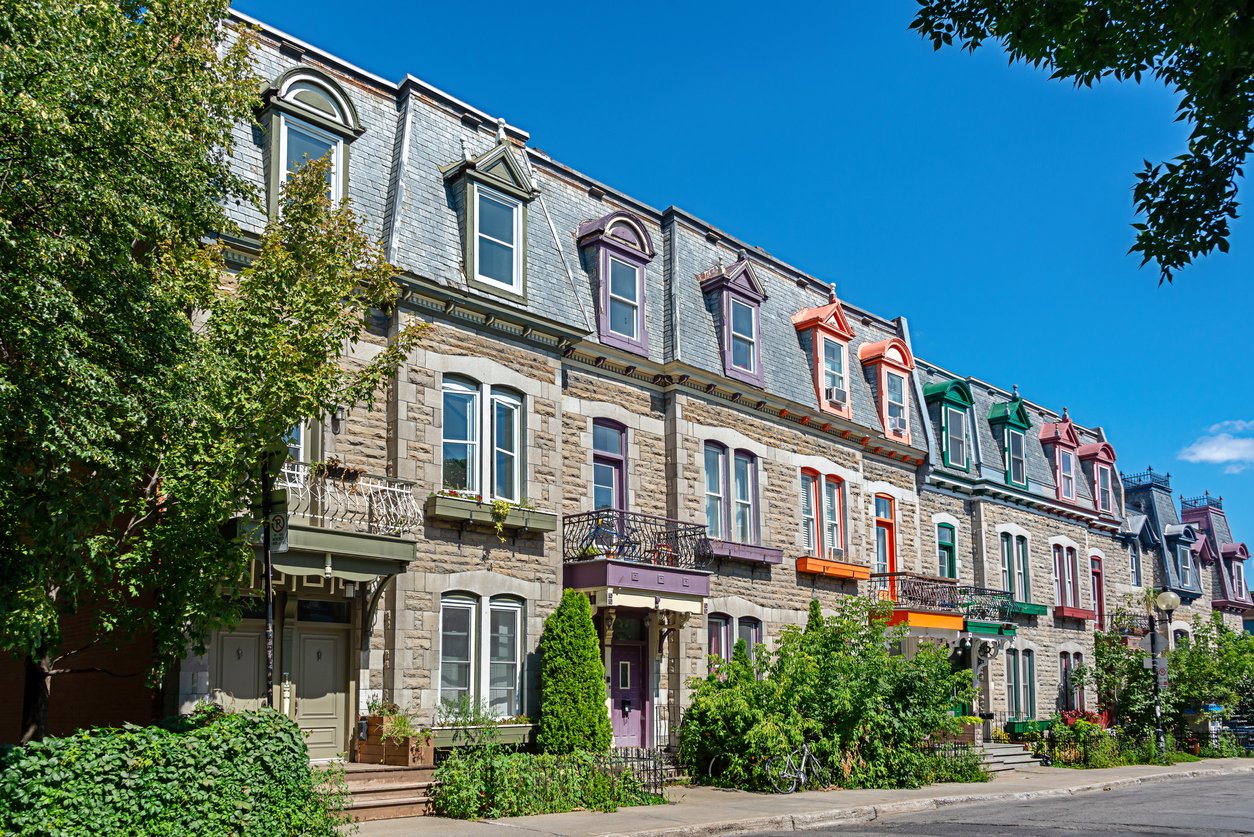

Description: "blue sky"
237 1 1254 581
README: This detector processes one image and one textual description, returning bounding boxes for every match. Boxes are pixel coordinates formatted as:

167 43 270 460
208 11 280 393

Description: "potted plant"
357 701 433 766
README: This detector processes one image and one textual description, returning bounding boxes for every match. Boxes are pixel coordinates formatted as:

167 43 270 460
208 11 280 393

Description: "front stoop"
344 764 437 821
980 741 1044 772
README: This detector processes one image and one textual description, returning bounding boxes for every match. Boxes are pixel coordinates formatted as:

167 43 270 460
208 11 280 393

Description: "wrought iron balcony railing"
1121 468 1171 490
868 572 960 612
562 509 713 570
955 585 1014 622
1181 492 1223 511
279 460 421 536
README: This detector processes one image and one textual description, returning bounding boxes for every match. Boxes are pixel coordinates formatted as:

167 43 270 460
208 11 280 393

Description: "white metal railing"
278 460 420 536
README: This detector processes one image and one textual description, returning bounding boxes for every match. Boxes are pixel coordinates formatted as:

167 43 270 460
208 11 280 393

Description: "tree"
911 1 1254 284
1166 612 1254 732
535 589 613 754
0 0 421 741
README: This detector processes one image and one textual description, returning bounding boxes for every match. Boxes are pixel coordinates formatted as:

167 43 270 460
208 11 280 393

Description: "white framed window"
945 406 967 467
441 377 523 501
1059 450 1076 500
823 477 843 552
473 184 522 292
607 257 641 340
801 473 818 552
1006 428 1027 486
1016 535 1031 600
279 114 342 202
733 451 757 544
1096 465 1113 512
439 596 476 707
1235 564 1248 598
729 298 757 372
1000 533 1014 594
704 444 726 540
1054 545 1079 606
1177 544 1195 586
285 422 306 462
1129 542 1142 587
440 594 525 716
886 372 907 434
822 338 846 395
487 598 522 716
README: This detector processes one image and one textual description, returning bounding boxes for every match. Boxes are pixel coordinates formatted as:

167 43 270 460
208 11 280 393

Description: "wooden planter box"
1004 719 1053 735
424 495 557 534
432 723 535 748
355 715 435 767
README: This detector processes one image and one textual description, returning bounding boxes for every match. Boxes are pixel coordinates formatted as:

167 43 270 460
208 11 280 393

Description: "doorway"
610 644 645 747
292 599 350 761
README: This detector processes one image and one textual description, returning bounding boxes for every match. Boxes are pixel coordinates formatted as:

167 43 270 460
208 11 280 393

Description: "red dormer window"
792 289 856 418
1078 440 1117 515
1040 411 1081 504
858 337 914 444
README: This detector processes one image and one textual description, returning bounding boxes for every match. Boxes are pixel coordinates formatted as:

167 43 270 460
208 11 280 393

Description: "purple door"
609 645 645 747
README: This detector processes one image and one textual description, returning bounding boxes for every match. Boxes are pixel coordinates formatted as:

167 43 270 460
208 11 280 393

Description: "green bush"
680 596 975 791
432 750 662 818
923 748 990 784
0 706 349 835
536 589 612 754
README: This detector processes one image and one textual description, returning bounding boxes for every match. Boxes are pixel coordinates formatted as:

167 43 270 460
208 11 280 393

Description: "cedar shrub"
536 589 612 754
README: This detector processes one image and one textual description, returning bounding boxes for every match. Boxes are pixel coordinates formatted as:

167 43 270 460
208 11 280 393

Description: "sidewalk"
355 758 1254 836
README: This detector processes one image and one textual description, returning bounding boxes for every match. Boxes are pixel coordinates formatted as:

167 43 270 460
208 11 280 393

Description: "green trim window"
1015 535 1031 600
988 396 1031 489
1005 648 1036 720
937 523 956 579
1000 532 1014 596
1005 427 1027 488
923 380 973 471
943 406 968 469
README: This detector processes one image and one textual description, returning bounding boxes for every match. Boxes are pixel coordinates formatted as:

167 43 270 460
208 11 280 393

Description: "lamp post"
1149 589 1181 757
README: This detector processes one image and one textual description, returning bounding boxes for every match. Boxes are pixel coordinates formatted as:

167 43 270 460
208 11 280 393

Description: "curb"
629 764 1254 837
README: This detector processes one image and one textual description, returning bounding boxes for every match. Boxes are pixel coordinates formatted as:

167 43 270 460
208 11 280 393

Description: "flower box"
432 723 535 748
355 715 435 767
424 494 557 534
1004 719 1053 735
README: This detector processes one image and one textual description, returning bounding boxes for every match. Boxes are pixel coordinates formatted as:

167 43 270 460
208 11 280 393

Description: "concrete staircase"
343 763 436 822
980 741 1043 773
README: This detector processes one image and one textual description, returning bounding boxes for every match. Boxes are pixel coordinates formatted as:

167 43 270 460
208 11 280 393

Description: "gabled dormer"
699 252 766 388
858 337 915 444
1162 522 1202 600
1078 441 1117 515
441 127 538 301
923 379 973 471
988 390 1032 490
1039 408 1081 503
577 211 655 356
792 289 855 418
1181 493 1254 613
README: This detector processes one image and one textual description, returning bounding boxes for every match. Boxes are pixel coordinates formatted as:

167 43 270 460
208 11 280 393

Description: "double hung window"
937 524 956 579
1096 465 1113 513
1176 544 1195 586
1128 542 1143 587
441 378 522 501
823 339 846 398
801 471 845 556
733 452 757 543
729 298 757 373
801 474 818 553
440 594 525 716
1001 533 1014 595
886 373 907 434
281 115 341 202
1005 649 1036 720
823 477 843 552
705 444 759 543
607 257 641 341
945 406 967 468
874 495 895 577
1059 450 1076 500
1015 536 1031 600
1059 652 1084 711
1006 428 1027 487
592 420 626 511
707 614 730 660
738 617 762 660
1054 544 1079 607
704 444 726 539
474 185 522 293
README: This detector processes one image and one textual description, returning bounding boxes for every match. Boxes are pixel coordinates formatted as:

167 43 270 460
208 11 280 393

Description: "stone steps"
343 764 437 822
980 742 1043 772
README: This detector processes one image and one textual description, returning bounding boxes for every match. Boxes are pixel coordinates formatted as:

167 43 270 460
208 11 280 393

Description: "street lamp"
1149 589 1181 757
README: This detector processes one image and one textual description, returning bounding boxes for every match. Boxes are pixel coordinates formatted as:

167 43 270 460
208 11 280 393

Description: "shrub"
923 748 990 784
536 589 612 754
0 706 349 835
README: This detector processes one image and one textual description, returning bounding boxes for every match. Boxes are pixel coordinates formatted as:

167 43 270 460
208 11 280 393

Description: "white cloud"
1178 431 1254 468
1208 419 1254 434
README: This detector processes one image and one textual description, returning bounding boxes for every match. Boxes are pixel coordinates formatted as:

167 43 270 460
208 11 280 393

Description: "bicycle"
575 512 641 560
765 743 827 794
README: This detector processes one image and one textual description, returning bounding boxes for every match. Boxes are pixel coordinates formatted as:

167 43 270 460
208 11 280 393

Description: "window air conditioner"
825 387 847 406
889 416 907 434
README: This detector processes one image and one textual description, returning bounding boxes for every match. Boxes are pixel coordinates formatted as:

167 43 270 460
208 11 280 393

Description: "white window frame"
472 183 523 293
732 451 758 544
1096 465 1113 512
439 596 477 708
1059 449 1076 500
606 256 641 341
441 377 524 501
1000 532 1013 593
441 378 481 494
822 337 846 394
279 114 343 203
945 406 967 467
1177 544 1194 586
885 372 907 431
490 389 521 502
728 297 757 373
823 477 843 552
486 597 523 717
1235 563 1248 598
1129 542 1142 587
1006 428 1027 486
801 473 818 553
440 594 525 717
704 444 726 540
1016 535 1031 600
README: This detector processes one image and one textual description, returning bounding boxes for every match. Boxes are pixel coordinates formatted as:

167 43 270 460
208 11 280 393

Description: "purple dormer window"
577 211 655 356
699 253 766 388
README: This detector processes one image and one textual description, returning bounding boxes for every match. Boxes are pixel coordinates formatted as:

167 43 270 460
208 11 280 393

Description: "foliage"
680 597 975 791
491 499 512 542
0 0 423 741
432 749 662 819
922 747 991 784
536 589 612 754
0 707 350 835
911 1 1254 283
1086 620 1159 738
1166 612 1254 730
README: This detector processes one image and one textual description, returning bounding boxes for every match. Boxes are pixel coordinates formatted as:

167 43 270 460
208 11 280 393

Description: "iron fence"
956 585 1014 622
563 509 712 569
869 572 960 612
1181 493 1223 510
1121 468 1171 490
278 460 420 535
605 747 667 796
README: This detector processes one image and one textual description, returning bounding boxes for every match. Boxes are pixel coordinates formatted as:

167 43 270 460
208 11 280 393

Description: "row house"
161 12 1253 759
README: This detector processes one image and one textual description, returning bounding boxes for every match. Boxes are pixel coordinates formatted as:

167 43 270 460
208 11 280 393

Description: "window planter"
424 494 557 534
1053 605 1096 621
355 715 435 767
1010 601 1049 616
708 538 783 566
432 723 535 748
1004 719 1053 735
796 555 868 580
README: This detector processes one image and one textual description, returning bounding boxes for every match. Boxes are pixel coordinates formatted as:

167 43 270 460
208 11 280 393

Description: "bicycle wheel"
707 752 729 783
765 755 798 794
804 752 829 788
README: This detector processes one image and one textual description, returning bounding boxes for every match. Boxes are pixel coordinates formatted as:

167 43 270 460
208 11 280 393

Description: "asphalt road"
751 773 1254 837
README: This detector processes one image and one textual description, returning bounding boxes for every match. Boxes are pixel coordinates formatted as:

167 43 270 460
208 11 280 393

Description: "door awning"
580 586 705 615
271 550 408 583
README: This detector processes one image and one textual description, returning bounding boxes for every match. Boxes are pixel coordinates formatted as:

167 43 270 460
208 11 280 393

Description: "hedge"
536 588 612 754
0 706 350 835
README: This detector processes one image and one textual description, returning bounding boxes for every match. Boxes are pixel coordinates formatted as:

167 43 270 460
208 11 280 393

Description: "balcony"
1182 492 1223 511
562 510 713 614
869 572 965 632
280 460 420 536
956 585 1015 636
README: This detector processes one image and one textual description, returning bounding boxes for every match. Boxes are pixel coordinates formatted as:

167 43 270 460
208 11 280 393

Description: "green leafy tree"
0 0 421 741
536 589 613 754
1166 612 1254 732
912 1 1254 284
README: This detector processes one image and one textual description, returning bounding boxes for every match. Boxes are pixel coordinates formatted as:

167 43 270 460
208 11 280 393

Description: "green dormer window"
988 393 1032 489
1006 428 1027 487
923 379 972 471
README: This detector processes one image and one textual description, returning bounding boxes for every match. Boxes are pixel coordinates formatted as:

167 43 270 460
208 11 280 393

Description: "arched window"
592 419 626 510
440 592 526 716
441 377 524 501
439 593 479 708
442 378 480 493
704 445 760 545
707 612 731 660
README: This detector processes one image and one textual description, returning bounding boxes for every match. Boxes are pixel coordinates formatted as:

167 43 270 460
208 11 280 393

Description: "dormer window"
858 337 916 444
261 68 363 215
1096 466 1113 513
924 379 972 471
1078 441 1118 515
989 394 1032 489
945 407 967 468
1177 543 1195 586
578 211 655 355
1007 428 1027 487
699 253 766 387
441 127 537 302
1059 450 1076 500
792 289 856 417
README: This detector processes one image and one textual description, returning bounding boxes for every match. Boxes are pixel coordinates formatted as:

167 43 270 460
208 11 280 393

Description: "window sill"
424 494 557 533
1053 605 1096 621
796 555 867 580
708 538 783 566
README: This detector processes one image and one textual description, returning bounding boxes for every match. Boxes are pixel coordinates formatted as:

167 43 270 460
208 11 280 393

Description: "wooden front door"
293 628 348 760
